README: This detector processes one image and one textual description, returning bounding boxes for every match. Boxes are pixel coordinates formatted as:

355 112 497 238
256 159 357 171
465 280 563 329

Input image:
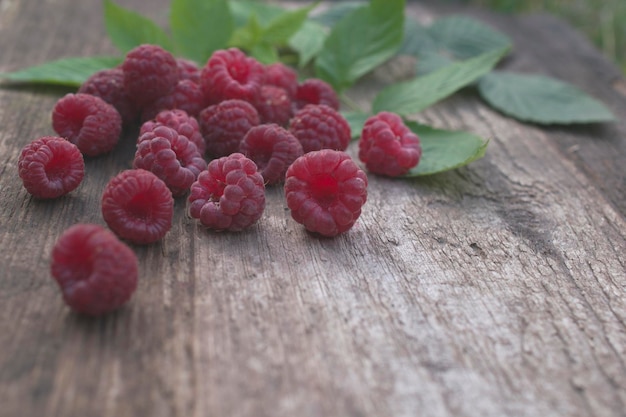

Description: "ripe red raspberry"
239 124 303 185
134 125 207 197
52 93 122 157
50 223 138 316
101 169 174 244
293 78 340 111
198 99 260 158
18 136 84 199
78 68 138 124
358 112 422 177
284 150 368 237
289 104 351 153
200 48 264 105
263 62 298 97
140 79 205 122
254 85 293 126
188 153 265 231
122 44 179 108
176 58 201 84
140 109 205 155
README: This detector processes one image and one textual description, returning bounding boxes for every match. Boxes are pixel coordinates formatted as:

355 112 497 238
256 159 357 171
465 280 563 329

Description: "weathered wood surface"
1 1 625 416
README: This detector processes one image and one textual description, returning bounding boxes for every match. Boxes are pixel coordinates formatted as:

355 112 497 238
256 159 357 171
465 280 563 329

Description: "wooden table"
1 1 625 416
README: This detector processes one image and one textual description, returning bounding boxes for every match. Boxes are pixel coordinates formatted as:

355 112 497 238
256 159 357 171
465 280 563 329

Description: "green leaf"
312 1 362 27
398 18 436 57
229 0 284 27
230 14 264 50
250 43 279 64
0 56 122 86
103 0 174 53
170 0 234 63
404 122 489 176
341 111 371 138
289 20 327 68
315 0 405 91
262 3 316 46
478 71 615 124
372 47 509 115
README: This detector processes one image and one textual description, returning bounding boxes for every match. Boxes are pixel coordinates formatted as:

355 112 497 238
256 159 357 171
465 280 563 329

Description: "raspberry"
200 48 264 105
140 79 205 122
254 85 293 126
52 93 122 157
18 136 85 199
176 58 201 84
239 124 303 185
288 104 351 153
358 112 422 177
101 169 174 244
263 62 298 98
78 68 138 124
122 44 179 108
198 99 260 158
188 153 265 231
140 109 205 155
50 223 138 316
293 78 340 111
134 125 207 197
284 150 368 237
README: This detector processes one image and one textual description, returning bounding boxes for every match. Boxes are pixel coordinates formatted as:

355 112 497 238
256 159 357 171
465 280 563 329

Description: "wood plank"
0 1 625 417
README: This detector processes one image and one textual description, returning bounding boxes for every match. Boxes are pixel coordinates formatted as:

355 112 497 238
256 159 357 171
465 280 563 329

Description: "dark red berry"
254 85 293 126
50 223 138 316
293 78 340 111
78 68 139 124
101 169 174 244
18 136 84 199
358 112 422 177
140 109 205 155
134 125 207 197
200 48 264 105
198 99 260 158
176 58 201 84
140 79 205 122
52 93 122 157
284 150 368 237
289 104 351 153
188 153 265 231
263 62 298 98
239 124 303 185
122 44 179 108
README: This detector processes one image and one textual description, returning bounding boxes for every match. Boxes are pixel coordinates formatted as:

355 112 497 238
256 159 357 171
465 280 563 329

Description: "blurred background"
453 0 626 73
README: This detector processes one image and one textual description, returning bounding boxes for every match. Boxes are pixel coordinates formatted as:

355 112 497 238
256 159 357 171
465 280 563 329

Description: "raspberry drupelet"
78 68 138 124
52 93 122 157
263 62 298 98
284 150 368 237
134 125 207 197
288 104 351 153
18 136 85 199
50 223 138 316
188 153 265 231
293 78 340 111
140 109 205 155
239 124 303 185
101 169 174 245
140 79 205 122
254 85 293 126
358 112 422 177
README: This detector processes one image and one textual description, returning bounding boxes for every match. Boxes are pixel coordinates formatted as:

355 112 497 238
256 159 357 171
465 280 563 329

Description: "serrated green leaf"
404 122 489 176
250 43 279 64
478 71 615 124
229 0 284 27
262 3 316 46
0 56 122 87
103 0 174 53
289 20 327 68
341 111 371 138
398 18 436 57
372 47 509 116
170 0 233 63
315 0 404 91
230 14 264 50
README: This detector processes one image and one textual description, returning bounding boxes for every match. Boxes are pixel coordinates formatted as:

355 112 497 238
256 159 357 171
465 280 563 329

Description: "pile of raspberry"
17 43 422 316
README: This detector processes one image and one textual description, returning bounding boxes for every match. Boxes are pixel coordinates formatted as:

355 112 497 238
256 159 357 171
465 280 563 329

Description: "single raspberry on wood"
52 93 122 157
101 169 174 245
78 68 138 124
140 109 205 155
198 99 260 158
358 112 422 177
293 78 340 111
239 124 303 185
254 85 293 126
18 136 85 199
263 62 298 98
200 48 264 105
188 153 265 231
140 79 206 122
50 223 138 316
289 104 351 153
284 150 368 237
134 125 207 197
122 44 179 109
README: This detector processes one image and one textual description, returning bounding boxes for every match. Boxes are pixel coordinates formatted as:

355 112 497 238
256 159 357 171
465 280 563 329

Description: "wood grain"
0 1 625 417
